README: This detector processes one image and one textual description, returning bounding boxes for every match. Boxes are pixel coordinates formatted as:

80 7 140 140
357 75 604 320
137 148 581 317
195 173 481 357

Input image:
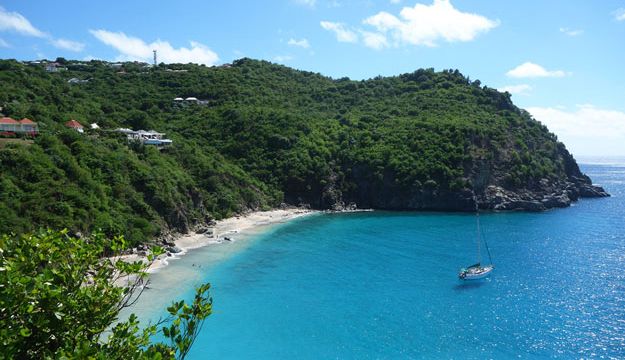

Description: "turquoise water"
136 162 625 359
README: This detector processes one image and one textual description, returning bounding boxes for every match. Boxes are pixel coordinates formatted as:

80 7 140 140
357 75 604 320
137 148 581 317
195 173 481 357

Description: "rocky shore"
321 173 609 213
318 146 610 213
480 176 609 211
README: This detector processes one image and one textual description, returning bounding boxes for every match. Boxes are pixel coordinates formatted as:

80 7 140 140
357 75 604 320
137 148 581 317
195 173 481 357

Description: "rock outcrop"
317 147 609 212
479 179 608 212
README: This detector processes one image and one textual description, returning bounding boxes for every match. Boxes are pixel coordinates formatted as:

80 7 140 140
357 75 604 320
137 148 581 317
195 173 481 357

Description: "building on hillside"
116 128 173 148
45 62 66 72
19 118 38 134
0 117 39 136
65 120 84 133
90 123 100 130
0 117 19 132
68 78 89 84
173 97 208 106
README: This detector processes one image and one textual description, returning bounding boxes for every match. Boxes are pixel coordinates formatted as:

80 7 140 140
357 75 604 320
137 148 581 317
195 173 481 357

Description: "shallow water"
130 162 625 359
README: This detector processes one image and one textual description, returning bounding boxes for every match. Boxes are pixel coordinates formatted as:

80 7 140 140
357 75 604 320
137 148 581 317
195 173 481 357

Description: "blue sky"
1 0 625 156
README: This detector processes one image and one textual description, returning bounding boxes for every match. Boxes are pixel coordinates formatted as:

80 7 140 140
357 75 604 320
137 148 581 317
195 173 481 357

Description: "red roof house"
0 117 19 132
19 118 38 134
65 120 84 133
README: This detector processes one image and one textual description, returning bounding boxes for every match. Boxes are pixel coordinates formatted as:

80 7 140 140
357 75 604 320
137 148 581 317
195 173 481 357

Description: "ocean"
128 160 625 359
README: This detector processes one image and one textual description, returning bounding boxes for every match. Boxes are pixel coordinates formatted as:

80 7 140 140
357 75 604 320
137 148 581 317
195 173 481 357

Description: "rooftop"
0 117 19 124
65 120 84 128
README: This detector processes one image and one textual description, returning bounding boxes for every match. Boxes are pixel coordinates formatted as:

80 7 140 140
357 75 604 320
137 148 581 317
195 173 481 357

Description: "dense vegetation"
0 58 584 245
0 229 212 359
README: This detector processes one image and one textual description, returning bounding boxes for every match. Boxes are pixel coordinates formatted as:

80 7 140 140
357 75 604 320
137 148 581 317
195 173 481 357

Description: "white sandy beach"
118 208 316 275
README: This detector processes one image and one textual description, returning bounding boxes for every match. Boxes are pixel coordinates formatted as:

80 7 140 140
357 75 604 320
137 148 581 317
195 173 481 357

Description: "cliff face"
477 146 608 211
314 139 608 212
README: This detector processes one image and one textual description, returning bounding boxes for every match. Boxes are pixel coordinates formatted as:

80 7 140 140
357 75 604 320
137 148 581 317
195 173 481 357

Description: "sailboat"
459 210 494 280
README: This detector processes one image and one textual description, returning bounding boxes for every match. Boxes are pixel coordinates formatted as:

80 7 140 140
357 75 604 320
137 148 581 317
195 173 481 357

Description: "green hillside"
0 58 606 245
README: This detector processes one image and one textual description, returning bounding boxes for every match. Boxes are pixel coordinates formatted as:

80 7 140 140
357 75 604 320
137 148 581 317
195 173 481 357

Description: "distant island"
0 58 608 247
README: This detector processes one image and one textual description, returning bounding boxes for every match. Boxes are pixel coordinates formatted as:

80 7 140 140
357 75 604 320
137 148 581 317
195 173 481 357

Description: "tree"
0 229 212 359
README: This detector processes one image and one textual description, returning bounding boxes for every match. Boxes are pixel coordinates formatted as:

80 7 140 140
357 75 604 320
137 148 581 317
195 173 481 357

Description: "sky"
1 0 624 156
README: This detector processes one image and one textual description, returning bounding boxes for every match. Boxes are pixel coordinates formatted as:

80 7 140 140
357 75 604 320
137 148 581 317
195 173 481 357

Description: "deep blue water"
143 162 625 359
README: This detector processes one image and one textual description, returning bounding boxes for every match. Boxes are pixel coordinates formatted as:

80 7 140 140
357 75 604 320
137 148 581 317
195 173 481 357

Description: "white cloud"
614 8 625 21
506 62 567 78
51 38 85 52
294 0 316 7
498 84 532 95
559 27 583 36
0 7 85 53
90 30 219 65
361 31 388 50
528 105 625 156
320 21 358 43
273 55 293 62
288 38 310 48
0 37 9 47
0 6 46 37
363 0 499 47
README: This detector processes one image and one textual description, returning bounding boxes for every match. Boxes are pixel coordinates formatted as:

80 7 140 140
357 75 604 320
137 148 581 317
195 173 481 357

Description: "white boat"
459 263 493 280
459 210 494 280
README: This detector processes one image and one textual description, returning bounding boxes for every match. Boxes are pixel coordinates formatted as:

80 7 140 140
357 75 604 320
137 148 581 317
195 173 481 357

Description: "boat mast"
476 211 482 264
475 199 493 266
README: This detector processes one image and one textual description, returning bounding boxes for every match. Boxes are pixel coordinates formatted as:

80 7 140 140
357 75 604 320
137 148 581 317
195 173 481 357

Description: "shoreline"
119 208 318 275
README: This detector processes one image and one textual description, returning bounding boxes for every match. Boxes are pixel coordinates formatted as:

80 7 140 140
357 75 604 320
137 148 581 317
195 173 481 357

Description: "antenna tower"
153 50 157 67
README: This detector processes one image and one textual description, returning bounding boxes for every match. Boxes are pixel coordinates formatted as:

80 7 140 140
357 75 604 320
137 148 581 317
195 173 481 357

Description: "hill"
0 58 608 245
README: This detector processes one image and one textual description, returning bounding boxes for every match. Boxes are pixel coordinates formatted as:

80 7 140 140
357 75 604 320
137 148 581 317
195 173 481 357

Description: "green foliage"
0 229 212 359
0 58 577 239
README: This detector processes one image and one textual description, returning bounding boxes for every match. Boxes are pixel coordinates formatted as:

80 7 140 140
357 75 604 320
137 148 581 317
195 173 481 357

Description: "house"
0 117 38 136
45 62 66 72
115 128 173 148
0 117 19 132
90 123 100 130
67 78 89 84
19 118 38 134
65 120 84 133
174 96 208 107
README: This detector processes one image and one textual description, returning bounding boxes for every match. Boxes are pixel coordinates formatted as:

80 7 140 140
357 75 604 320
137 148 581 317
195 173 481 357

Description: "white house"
68 78 89 84
116 128 173 148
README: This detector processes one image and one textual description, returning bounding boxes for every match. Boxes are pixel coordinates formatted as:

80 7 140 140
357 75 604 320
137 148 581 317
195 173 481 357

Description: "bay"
131 161 625 359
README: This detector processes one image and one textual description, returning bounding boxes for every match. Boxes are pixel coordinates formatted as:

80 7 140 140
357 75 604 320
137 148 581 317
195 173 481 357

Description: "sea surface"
128 159 625 359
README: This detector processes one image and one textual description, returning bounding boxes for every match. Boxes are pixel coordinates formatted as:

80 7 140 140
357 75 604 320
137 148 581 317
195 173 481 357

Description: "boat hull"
459 265 493 280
